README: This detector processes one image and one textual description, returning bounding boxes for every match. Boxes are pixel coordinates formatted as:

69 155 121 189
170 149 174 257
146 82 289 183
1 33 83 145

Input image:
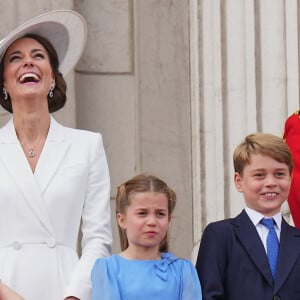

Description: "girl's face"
3 37 54 104
117 191 170 257
234 153 291 216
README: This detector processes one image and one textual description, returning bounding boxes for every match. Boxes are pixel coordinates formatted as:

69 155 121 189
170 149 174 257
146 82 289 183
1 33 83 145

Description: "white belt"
0 238 74 250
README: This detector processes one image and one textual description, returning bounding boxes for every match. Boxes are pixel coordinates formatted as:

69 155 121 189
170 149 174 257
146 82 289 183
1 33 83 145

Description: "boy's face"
234 153 292 216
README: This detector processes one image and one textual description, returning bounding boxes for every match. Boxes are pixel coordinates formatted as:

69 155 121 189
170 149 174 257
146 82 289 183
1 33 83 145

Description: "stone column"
75 0 193 257
191 0 299 259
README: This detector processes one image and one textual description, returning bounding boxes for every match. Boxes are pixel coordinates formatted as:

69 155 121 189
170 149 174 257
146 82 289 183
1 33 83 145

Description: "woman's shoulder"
51 117 100 137
61 125 101 140
51 118 104 150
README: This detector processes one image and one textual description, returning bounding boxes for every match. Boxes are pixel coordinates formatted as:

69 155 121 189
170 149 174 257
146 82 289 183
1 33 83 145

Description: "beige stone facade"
0 0 298 261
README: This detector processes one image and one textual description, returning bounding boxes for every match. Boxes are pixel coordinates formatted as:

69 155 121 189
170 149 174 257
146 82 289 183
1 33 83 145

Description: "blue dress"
91 252 202 299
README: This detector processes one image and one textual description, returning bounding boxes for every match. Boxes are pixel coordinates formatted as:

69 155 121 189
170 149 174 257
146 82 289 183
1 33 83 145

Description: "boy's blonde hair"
233 133 293 175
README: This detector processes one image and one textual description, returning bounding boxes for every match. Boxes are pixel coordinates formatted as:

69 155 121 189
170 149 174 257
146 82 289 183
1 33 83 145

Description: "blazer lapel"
274 219 300 293
34 117 70 195
0 117 67 236
232 210 274 287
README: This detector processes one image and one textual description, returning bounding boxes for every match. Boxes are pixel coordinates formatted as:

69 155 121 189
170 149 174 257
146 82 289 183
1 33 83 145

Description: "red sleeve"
284 110 300 227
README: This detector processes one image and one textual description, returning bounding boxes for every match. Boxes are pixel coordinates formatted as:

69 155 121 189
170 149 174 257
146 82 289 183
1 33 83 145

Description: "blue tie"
260 218 279 278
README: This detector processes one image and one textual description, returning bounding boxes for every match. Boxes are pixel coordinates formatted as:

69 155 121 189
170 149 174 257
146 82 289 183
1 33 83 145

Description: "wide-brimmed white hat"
0 9 87 76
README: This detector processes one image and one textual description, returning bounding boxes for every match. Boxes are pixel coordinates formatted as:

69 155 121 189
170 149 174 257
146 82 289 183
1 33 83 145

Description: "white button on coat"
12 241 22 250
46 238 56 248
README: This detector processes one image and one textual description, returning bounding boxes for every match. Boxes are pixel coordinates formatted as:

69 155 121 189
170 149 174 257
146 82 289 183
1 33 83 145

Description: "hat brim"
0 10 87 76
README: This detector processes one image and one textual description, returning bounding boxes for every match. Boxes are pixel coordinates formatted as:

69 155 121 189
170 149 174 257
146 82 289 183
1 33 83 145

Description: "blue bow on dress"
154 253 178 281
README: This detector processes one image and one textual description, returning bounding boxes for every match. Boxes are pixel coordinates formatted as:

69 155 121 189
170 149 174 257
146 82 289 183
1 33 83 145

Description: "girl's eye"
157 211 167 217
137 211 147 216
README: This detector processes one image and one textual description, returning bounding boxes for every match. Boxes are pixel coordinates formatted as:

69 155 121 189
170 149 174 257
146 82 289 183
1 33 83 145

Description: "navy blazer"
196 210 300 300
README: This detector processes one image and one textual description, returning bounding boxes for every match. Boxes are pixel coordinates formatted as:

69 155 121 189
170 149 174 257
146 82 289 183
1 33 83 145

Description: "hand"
0 282 25 300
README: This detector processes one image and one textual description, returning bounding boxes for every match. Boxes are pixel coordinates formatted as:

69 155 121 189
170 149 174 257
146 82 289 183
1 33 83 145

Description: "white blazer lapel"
34 117 70 195
0 118 55 235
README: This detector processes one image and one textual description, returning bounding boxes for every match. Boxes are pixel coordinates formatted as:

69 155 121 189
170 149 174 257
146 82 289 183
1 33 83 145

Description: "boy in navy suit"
196 133 300 300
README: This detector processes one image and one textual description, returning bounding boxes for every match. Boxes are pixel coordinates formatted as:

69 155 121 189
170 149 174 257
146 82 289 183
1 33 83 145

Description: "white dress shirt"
245 207 281 252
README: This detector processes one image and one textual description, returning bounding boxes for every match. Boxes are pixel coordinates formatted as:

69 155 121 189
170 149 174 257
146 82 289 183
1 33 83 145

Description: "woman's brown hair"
0 33 67 113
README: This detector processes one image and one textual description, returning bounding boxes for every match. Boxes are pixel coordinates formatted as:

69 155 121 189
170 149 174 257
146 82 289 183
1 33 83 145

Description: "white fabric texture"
0 116 112 300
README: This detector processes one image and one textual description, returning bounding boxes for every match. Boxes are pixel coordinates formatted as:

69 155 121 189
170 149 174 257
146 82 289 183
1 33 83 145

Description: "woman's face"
3 37 55 104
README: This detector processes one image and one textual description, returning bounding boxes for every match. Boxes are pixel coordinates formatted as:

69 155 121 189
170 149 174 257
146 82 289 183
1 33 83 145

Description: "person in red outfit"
283 109 300 227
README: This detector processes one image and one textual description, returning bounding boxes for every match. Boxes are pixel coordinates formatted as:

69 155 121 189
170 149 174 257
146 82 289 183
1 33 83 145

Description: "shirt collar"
245 207 282 229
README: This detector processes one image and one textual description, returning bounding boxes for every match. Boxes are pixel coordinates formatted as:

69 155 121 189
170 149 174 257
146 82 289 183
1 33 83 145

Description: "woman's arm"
64 133 112 299
0 282 25 300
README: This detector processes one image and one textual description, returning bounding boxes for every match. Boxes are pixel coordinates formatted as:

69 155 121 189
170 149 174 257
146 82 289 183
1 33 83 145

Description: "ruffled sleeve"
91 258 121 300
180 259 202 299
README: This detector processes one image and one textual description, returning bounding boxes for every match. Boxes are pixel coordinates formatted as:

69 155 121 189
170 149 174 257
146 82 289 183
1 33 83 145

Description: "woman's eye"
9 55 20 62
34 53 45 59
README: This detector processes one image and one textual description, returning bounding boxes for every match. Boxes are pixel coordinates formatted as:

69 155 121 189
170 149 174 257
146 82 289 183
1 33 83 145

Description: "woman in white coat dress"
0 10 112 300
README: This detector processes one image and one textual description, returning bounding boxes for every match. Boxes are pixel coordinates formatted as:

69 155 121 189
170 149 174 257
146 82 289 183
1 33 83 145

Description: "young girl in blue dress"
91 174 202 299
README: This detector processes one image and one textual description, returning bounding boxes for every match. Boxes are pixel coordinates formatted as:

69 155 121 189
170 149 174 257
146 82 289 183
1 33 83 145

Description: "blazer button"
273 296 281 300
46 238 56 248
12 241 22 250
